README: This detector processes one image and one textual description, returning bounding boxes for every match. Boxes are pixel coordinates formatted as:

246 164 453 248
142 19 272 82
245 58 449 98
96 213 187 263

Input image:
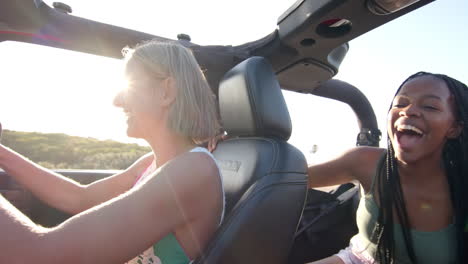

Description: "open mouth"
395 124 424 150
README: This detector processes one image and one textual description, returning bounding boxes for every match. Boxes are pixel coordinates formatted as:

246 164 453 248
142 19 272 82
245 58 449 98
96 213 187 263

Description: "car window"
0 42 131 141
0 41 154 169
283 91 358 164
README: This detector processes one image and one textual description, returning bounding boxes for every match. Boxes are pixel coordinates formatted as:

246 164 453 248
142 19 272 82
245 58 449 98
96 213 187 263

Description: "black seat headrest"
218 57 292 140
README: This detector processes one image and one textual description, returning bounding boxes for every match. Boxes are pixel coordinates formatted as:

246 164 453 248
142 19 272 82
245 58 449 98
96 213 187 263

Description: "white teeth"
397 124 423 135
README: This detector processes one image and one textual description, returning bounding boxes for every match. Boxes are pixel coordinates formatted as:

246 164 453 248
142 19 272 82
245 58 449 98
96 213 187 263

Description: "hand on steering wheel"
0 123 32 214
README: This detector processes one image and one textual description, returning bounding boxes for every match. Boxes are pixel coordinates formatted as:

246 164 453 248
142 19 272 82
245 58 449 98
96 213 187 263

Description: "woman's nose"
399 104 420 117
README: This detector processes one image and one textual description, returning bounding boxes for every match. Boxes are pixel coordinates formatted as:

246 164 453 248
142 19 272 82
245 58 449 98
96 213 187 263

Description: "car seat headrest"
218 57 292 140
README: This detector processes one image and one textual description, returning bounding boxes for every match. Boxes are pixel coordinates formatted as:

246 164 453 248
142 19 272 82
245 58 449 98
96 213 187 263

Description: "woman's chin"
392 141 417 163
126 128 140 138
394 151 420 165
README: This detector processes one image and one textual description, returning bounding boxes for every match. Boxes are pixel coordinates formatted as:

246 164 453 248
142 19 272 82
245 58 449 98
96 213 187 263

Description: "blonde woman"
0 41 224 264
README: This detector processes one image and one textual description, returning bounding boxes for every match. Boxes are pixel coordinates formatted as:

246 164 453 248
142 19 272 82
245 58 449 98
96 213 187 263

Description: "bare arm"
0 144 154 214
0 194 47 264
307 147 385 189
0 152 220 264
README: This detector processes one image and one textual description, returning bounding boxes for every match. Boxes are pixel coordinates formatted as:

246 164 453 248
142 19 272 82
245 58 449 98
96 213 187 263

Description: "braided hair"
372 72 468 264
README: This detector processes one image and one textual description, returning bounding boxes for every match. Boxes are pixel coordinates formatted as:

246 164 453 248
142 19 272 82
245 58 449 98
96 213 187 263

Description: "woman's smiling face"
388 76 461 164
113 59 168 139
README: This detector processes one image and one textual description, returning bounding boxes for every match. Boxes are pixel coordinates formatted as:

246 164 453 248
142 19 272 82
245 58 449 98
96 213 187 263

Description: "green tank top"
355 193 457 263
353 153 457 264
126 233 190 264
153 233 190 264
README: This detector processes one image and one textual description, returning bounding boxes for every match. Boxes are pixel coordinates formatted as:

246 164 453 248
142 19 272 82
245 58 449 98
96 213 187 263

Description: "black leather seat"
194 57 308 264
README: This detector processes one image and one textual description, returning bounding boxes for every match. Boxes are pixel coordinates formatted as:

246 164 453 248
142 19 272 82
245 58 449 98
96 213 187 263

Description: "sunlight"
0 42 140 144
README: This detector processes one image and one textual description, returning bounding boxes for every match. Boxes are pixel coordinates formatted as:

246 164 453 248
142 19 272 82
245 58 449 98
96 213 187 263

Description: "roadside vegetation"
2 130 151 169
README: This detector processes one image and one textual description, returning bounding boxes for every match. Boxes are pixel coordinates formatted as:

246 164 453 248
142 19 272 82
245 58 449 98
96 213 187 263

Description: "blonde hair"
123 41 220 144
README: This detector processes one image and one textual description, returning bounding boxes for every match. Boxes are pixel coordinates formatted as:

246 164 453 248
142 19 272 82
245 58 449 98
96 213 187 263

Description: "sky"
0 0 467 163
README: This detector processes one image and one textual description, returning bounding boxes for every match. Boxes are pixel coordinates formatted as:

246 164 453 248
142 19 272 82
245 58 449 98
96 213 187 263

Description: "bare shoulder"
343 147 385 188
157 151 221 218
131 152 154 168
124 152 154 175
166 151 219 180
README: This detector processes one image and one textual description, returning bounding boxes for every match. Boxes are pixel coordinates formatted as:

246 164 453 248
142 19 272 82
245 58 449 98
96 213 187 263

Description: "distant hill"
1 130 151 170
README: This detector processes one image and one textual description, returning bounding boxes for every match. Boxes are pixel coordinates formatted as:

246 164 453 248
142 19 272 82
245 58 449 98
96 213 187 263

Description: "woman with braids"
306 72 468 264
207 71 467 263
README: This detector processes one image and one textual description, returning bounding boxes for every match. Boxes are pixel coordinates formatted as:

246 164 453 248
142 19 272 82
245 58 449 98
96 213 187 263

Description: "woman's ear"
447 121 463 139
161 77 177 107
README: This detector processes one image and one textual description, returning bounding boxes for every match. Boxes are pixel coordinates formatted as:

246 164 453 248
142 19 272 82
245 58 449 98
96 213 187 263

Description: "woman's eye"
392 98 407 108
423 105 438 110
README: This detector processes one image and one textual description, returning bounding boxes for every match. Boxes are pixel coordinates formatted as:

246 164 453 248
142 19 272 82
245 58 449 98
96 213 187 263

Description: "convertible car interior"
0 0 435 263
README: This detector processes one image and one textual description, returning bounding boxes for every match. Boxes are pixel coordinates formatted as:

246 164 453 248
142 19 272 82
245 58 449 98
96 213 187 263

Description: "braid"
374 141 417 264
373 72 468 264
437 74 468 263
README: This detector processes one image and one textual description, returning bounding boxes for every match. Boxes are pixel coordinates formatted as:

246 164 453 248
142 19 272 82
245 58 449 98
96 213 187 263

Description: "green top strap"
153 233 190 264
